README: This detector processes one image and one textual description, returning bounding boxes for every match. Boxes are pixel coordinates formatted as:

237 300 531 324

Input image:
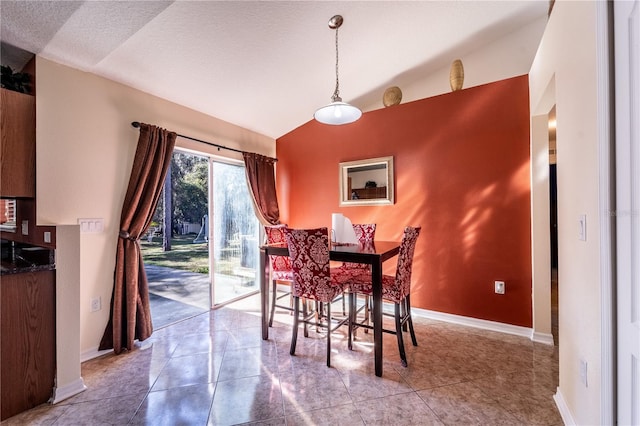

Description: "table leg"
372 258 383 377
260 247 269 340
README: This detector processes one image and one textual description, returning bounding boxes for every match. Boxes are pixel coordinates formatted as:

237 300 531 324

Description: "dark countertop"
1 260 55 275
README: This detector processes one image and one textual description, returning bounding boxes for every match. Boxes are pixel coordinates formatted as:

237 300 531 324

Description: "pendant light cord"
314 14 362 126
332 26 341 102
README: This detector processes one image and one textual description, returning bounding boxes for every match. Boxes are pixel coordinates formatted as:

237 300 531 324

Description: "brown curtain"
243 152 280 225
99 123 176 353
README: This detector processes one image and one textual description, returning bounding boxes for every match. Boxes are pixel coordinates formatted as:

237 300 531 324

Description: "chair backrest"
353 223 376 244
283 227 335 302
342 224 376 270
395 226 421 298
265 224 292 272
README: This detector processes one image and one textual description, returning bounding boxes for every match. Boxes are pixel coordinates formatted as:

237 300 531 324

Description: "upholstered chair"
283 227 350 367
346 226 421 367
339 223 376 270
265 224 294 327
338 224 376 340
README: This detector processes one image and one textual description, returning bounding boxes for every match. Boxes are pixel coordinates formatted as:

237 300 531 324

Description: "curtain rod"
131 121 277 161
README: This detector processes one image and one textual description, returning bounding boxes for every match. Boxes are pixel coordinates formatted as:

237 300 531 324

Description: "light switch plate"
21 220 28 235
78 218 104 234
578 214 587 241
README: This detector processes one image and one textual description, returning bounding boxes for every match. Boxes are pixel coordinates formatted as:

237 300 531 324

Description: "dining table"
259 240 401 377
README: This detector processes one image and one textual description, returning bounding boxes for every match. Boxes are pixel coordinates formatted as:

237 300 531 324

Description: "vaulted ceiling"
0 1 549 139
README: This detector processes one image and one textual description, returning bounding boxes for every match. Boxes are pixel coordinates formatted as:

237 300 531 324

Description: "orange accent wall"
276 75 532 327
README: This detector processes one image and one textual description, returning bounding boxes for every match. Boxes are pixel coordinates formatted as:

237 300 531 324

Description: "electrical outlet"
495 280 505 294
44 232 51 243
91 297 102 312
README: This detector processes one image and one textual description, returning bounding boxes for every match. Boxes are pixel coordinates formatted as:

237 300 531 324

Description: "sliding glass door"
143 150 259 326
210 160 259 306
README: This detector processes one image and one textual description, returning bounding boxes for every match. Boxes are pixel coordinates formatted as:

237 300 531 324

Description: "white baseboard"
411 307 545 342
531 330 555 345
50 377 87 404
81 347 112 363
554 387 576 425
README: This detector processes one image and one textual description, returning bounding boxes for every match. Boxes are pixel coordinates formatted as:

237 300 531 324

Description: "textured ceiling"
0 1 549 139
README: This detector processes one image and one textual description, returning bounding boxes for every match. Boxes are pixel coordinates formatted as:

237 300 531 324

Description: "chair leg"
303 298 309 338
269 279 278 327
395 302 407 367
364 295 370 334
326 303 332 367
401 296 408 332
315 301 322 332
290 297 300 356
405 296 418 346
352 293 358 339
348 292 355 350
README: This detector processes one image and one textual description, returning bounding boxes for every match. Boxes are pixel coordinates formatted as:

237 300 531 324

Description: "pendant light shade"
314 101 362 125
314 15 362 125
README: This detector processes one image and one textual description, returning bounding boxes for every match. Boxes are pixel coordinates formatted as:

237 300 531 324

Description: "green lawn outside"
140 233 209 274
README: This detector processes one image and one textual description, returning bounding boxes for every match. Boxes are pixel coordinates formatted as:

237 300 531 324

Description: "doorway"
549 106 559 345
143 150 210 328
143 150 260 327
530 78 557 347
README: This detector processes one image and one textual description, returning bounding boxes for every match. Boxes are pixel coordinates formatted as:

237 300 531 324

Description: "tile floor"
2 294 562 425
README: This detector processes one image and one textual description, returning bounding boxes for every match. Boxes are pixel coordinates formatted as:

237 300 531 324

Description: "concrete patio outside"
145 264 258 329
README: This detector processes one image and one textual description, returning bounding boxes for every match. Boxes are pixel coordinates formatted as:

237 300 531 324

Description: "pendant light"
314 15 362 125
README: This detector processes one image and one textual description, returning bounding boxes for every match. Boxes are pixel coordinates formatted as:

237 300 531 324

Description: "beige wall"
529 1 603 424
35 58 275 358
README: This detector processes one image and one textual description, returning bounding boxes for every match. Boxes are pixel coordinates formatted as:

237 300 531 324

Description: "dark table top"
261 240 400 264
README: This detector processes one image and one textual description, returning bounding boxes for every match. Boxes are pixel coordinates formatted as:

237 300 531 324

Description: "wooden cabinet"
1 88 36 198
0 87 55 249
353 186 387 200
1 270 56 420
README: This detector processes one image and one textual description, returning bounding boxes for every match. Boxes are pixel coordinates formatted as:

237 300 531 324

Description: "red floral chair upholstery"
265 224 294 327
347 226 421 367
283 227 350 367
339 224 376 270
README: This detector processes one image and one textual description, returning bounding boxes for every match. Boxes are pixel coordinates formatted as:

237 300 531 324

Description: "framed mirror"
339 156 394 206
